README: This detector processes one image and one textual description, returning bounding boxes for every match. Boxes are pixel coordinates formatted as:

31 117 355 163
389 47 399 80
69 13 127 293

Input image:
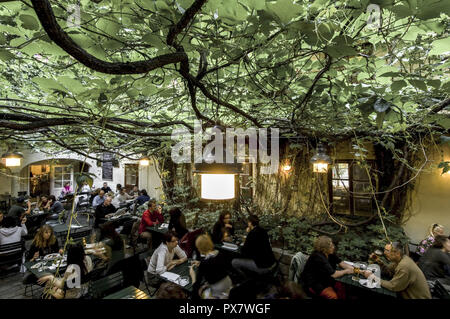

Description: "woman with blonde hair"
299 236 354 299
416 223 445 256
189 233 232 299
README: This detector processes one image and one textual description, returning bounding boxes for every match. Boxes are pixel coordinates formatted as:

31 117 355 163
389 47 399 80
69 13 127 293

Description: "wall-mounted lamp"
139 157 150 166
311 144 332 173
1 151 23 167
193 148 243 200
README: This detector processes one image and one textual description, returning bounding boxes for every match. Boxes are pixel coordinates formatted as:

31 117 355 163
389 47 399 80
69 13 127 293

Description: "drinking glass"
352 263 361 281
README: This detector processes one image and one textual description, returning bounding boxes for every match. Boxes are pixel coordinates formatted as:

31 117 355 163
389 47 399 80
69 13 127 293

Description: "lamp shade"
201 174 235 200
193 147 243 200
310 144 332 173
139 157 150 166
2 152 23 167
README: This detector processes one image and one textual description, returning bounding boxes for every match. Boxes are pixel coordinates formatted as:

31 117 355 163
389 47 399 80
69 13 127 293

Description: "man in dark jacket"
231 215 276 278
94 196 116 228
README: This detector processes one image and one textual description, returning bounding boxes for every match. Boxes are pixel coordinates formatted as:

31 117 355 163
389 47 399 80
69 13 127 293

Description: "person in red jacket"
138 199 164 248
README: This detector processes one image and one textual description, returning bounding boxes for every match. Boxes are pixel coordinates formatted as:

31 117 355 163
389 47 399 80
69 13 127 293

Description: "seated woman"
189 234 232 299
168 207 188 239
99 222 124 272
299 236 354 299
59 182 73 200
23 225 63 285
136 189 150 206
416 223 445 256
37 243 93 299
211 211 234 244
0 215 27 245
148 231 187 275
418 235 450 285
26 225 63 261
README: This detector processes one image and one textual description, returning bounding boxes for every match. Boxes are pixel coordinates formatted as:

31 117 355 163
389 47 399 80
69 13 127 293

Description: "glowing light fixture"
2 152 23 167
311 144 332 173
194 147 243 201
201 174 235 200
139 157 150 166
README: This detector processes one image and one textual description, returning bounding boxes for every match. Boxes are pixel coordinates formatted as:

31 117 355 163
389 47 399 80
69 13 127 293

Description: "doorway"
124 164 139 192
29 164 51 197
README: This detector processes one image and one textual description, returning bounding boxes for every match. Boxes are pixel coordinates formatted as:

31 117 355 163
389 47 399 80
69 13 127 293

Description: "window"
54 166 72 188
124 164 139 190
328 161 376 216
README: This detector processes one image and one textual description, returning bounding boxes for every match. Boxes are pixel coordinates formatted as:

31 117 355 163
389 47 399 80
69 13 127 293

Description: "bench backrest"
88 271 124 299
0 241 23 266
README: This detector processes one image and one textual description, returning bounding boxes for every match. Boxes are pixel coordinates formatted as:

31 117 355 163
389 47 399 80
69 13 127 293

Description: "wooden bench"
88 271 125 299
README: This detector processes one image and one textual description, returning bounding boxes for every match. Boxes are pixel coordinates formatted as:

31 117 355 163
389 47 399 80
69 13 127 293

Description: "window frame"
328 160 377 216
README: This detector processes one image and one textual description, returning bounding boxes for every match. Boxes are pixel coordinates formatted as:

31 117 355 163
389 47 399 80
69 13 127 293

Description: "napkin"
160 272 180 282
367 274 381 288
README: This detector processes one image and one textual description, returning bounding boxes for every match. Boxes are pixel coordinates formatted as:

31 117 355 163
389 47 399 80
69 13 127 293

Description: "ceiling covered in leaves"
0 0 449 159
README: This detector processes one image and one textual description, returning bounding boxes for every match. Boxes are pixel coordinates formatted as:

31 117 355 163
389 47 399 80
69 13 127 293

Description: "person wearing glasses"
363 242 431 299
147 231 187 275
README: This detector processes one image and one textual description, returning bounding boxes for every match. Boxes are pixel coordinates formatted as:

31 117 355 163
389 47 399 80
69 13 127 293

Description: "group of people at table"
1 184 449 299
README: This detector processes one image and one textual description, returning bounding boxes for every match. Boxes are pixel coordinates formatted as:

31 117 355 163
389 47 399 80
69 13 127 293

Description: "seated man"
128 185 139 198
135 200 164 248
101 182 112 194
148 231 187 275
363 242 432 299
92 190 105 208
94 196 116 228
7 196 31 225
231 215 276 278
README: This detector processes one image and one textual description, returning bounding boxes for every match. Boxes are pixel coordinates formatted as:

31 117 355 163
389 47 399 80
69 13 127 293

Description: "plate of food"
44 253 60 260
31 262 42 269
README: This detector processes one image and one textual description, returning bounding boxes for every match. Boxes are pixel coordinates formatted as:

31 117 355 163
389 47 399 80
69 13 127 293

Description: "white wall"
402 143 450 243
138 159 163 200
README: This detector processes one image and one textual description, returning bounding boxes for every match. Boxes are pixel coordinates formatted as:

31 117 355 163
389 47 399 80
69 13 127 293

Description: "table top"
52 224 90 234
157 260 193 293
103 286 150 299
146 225 169 235
24 254 67 278
214 242 243 255
336 274 397 298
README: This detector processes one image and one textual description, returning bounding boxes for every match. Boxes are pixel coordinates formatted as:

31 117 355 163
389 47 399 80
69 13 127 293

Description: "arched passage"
19 159 91 197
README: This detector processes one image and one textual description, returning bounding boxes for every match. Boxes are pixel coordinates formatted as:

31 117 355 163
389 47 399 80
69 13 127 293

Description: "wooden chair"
87 271 124 299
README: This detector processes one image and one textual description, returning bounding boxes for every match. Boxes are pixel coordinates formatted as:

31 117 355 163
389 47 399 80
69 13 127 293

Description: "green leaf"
391 80 407 92
408 79 427 91
266 0 303 24
390 5 413 18
32 77 65 92
325 44 357 58
247 0 266 10
19 14 40 31
428 38 450 56
0 49 15 61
